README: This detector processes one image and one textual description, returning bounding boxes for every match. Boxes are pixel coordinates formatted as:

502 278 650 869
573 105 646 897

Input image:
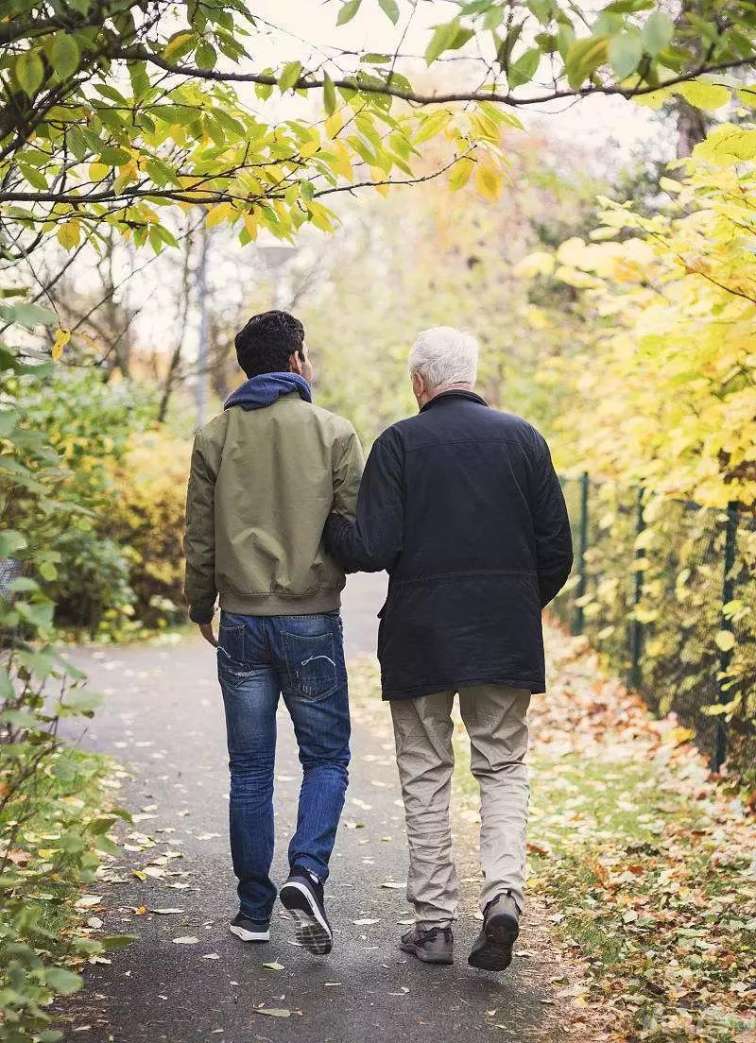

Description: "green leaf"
128 61 150 99
279 61 303 92
425 20 463 64
51 33 80 79
565 35 609 89
0 709 50 732
15 50 44 96
323 72 337 116
17 599 55 631
508 47 540 88
196 40 217 69
641 11 673 56
0 669 12 700
58 688 103 716
44 968 83 996
101 934 138 950
5 301 57 328
379 0 400 23
608 31 642 78
0 530 27 556
527 0 552 24
336 0 362 25
0 408 16 436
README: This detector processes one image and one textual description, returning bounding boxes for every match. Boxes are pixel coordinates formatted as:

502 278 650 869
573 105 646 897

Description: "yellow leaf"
163 31 193 60
57 220 80 250
475 161 503 202
514 251 555 278
448 156 475 191
714 630 735 652
51 327 71 361
325 111 344 140
206 202 234 228
243 212 258 240
89 162 108 181
674 80 731 111
330 140 353 180
667 726 695 748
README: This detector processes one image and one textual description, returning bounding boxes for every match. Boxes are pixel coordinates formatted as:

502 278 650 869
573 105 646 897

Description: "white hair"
408 326 479 391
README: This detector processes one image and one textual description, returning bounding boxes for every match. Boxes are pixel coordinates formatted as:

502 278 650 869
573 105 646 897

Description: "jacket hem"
220 589 342 617
381 675 545 701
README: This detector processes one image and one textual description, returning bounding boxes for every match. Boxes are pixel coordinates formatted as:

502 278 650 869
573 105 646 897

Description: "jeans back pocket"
282 628 338 700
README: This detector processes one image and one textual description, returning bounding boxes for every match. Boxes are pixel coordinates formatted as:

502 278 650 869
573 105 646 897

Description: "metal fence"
553 474 755 773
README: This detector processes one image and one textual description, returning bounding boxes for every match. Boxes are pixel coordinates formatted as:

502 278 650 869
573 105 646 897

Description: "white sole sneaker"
279 880 332 956
229 923 270 943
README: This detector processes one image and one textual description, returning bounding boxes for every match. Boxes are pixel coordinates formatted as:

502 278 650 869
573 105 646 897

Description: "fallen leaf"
380 882 405 890
262 961 285 971
353 918 380 926
148 908 184 915
202 953 220 960
75 895 103 909
172 936 199 945
255 1009 296 1018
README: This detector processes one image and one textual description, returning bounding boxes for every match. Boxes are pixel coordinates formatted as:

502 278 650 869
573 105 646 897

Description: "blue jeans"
217 610 350 927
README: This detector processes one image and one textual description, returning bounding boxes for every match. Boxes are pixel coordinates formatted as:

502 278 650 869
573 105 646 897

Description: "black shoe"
399 925 454 965
468 893 520 971
279 865 333 956
229 912 270 943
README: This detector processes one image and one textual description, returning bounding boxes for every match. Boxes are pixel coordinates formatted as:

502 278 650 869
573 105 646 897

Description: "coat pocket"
282 629 338 700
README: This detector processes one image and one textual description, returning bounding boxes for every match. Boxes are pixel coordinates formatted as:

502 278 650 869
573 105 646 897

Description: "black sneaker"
399 925 454 965
229 912 270 943
279 865 333 956
468 892 520 971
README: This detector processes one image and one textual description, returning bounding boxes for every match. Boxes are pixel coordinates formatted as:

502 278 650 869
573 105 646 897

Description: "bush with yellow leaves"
104 428 191 634
519 122 756 784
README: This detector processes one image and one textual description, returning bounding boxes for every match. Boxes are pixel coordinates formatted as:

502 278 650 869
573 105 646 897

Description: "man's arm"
530 433 573 607
184 431 218 633
325 428 404 573
332 426 364 519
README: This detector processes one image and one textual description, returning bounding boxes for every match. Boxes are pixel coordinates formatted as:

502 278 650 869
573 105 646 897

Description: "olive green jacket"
184 395 364 623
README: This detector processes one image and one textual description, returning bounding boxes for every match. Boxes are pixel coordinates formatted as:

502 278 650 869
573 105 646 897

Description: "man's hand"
199 621 217 647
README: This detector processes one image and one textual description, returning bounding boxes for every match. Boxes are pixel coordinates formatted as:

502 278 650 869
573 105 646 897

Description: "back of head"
408 326 479 392
235 310 304 378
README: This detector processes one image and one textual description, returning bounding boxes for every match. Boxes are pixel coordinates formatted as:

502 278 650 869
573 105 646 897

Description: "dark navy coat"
325 391 573 700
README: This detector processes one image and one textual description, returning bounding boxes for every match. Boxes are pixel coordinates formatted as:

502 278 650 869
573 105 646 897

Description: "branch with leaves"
0 0 752 264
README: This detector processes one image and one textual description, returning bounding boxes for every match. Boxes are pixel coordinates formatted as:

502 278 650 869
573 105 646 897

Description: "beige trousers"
390 685 530 929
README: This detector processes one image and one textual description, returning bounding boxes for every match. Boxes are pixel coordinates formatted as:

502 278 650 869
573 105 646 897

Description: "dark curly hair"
235 310 305 378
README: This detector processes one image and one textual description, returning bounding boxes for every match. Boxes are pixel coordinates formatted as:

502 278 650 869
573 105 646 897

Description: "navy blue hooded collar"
224 372 312 411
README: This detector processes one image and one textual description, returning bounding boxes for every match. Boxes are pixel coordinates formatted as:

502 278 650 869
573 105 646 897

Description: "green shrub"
1 303 133 1042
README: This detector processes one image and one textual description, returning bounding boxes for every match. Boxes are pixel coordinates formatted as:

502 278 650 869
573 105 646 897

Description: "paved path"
60 575 568 1043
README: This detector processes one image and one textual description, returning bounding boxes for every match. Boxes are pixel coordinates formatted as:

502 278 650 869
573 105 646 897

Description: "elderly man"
325 327 572 971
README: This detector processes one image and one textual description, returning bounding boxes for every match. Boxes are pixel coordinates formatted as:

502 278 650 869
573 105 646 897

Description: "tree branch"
107 47 754 107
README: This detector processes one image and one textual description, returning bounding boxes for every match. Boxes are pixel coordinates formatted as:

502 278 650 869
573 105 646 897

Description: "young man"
184 310 363 955
325 327 572 971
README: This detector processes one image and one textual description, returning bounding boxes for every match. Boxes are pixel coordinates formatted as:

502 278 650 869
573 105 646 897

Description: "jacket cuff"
189 603 215 625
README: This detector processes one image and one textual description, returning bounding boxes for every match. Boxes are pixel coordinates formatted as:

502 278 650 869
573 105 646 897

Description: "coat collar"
420 389 488 413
